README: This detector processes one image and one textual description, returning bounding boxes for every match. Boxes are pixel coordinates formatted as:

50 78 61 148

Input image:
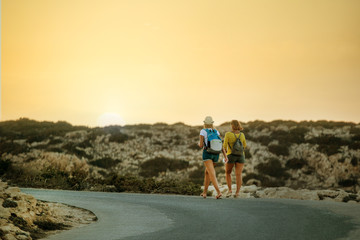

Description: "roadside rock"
205 184 360 203
0 180 97 240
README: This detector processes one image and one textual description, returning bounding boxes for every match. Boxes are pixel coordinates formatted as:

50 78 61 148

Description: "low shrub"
317 144 341 156
140 158 189 178
5 166 88 191
188 168 204 185
0 118 88 140
109 132 132 143
256 158 290 179
268 144 289 156
253 136 272 146
351 157 359 166
188 143 200 150
0 159 11 175
63 143 92 159
0 141 29 155
89 158 121 169
307 135 348 156
285 158 307 169
243 173 285 187
9 214 31 232
342 194 358 203
107 174 201 195
244 148 252 159
188 129 200 138
349 141 360 150
138 132 153 138
338 178 358 187
2 199 18 208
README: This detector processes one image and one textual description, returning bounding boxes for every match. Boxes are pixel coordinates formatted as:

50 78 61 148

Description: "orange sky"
1 0 360 126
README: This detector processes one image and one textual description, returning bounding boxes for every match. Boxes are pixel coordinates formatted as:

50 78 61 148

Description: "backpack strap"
203 128 210 149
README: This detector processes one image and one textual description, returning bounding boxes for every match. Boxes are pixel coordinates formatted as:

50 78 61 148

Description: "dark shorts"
202 150 219 163
227 154 245 164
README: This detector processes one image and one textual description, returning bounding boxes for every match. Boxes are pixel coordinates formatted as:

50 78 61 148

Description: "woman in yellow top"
223 120 247 198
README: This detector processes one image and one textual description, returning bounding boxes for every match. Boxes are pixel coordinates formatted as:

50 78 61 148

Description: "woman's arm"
199 135 205 148
222 133 229 163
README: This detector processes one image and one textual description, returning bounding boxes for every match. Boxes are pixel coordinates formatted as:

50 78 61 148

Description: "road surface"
22 189 360 240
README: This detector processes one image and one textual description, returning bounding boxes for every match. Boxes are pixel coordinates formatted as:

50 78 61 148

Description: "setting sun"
97 112 126 127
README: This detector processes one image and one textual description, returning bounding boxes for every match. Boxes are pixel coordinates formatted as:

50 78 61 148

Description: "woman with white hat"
198 116 228 199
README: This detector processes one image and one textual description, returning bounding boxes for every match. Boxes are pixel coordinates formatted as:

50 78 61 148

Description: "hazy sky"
2 0 360 126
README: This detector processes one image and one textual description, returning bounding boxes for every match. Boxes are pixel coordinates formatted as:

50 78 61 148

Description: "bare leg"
235 163 244 196
201 168 211 197
225 163 235 195
204 160 221 198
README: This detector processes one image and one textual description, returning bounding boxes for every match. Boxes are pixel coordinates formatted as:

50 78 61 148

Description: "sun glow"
97 112 126 127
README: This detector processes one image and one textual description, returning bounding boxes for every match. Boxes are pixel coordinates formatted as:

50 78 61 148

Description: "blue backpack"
204 129 222 154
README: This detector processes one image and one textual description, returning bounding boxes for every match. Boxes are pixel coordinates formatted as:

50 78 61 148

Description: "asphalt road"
22 189 360 240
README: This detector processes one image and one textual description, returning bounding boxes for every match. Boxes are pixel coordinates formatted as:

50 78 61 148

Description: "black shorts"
227 154 245 164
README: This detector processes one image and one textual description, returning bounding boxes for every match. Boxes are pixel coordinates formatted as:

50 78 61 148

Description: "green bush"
349 141 360 150
338 178 358 187
317 144 341 156
4 166 88 190
256 158 290 178
138 132 153 138
188 143 200 150
253 136 272 146
9 214 29 231
2 199 18 208
63 143 92 159
109 132 132 143
107 174 201 195
188 129 200 138
244 148 252 158
89 158 121 169
0 141 29 155
124 124 152 130
0 159 11 175
243 173 285 187
140 158 189 177
285 158 307 169
46 147 64 153
0 118 88 140
342 194 358 203
188 168 204 184
351 157 359 166
268 144 289 156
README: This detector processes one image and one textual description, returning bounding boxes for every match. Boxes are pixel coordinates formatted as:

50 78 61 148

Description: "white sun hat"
203 116 214 124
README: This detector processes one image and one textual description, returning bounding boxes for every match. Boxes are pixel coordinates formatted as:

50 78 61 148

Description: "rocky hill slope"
0 119 359 195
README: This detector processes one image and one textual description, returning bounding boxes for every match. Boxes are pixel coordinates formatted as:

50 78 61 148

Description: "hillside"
0 118 359 196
